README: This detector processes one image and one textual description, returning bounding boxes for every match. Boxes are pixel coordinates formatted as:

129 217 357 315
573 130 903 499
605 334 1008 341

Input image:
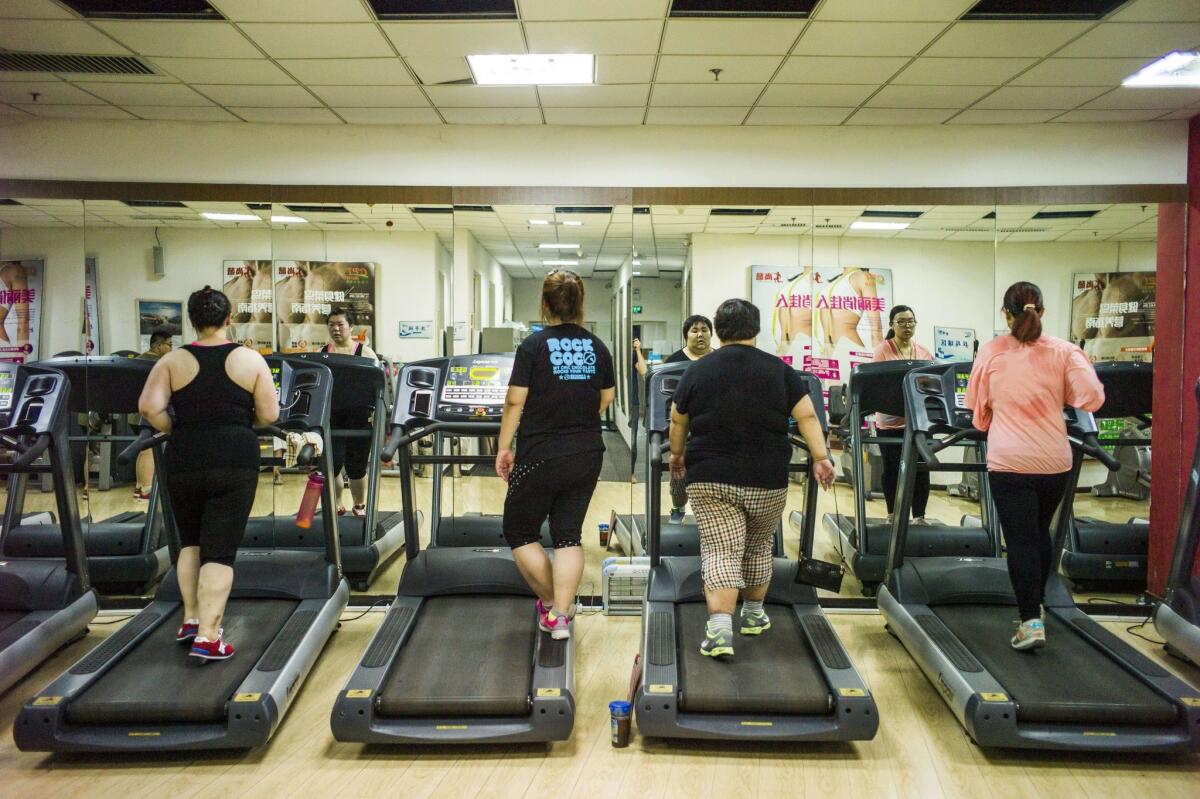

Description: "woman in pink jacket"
965 282 1104 651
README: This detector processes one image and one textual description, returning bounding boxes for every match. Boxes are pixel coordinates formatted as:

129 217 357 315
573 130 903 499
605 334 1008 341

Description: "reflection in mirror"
995 202 1158 603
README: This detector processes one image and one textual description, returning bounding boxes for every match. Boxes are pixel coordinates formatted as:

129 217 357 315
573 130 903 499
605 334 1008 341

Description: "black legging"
166 466 258 567
880 440 930 518
989 471 1069 622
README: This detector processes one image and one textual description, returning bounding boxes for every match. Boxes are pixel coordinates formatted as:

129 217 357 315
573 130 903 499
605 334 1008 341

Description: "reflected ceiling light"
850 220 909 230
543 259 579 266
271 215 307 224
201 212 260 222
539 243 580 249
1123 51 1200 87
633 271 642 275
632 260 642 266
563 220 583 226
468 53 594 86
529 219 551 225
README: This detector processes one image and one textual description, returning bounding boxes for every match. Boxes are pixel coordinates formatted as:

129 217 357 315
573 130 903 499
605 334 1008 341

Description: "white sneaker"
1011 619 1046 651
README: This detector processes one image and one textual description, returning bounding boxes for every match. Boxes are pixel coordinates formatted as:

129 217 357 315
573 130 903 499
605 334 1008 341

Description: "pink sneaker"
541 611 570 640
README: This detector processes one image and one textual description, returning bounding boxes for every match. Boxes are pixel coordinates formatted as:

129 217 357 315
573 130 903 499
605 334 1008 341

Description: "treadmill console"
0 365 68 439
903 362 977 433
265 355 333 431
394 353 515 428
281 351 386 413
849 359 932 418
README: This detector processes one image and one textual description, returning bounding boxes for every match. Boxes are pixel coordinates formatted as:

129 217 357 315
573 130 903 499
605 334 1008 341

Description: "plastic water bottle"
295 472 324 529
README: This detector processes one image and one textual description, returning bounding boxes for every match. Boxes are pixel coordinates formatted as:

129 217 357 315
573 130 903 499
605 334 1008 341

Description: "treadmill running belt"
676 603 832 715
65 599 296 725
933 605 1177 726
377 595 536 718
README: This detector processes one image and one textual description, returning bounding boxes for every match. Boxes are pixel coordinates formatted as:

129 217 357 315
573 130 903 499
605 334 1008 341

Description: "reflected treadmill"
0 365 98 695
1154 378 1200 665
332 353 572 744
634 361 878 741
822 359 997 596
15 357 349 751
1057 361 1152 590
2 357 169 593
239 352 408 589
878 362 1200 752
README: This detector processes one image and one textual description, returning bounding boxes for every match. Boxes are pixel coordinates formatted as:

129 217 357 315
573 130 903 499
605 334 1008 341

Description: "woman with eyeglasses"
871 305 934 525
322 308 377 517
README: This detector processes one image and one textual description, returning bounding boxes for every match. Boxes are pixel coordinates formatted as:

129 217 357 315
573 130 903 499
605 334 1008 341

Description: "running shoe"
352 503 367 518
542 611 570 640
132 488 151 502
1011 619 1046 651
700 622 734 658
668 507 685 525
337 506 347 516
913 516 931 525
739 608 771 635
190 633 234 662
175 619 199 643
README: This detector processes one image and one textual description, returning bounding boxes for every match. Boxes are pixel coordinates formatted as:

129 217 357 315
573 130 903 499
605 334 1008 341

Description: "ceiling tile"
381 22 526 58
651 83 762 106
211 0 372 22
539 84 650 107
868 84 992 108
425 85 539 107
0 81 105 104
525 21 664 55
194 84 321 107
775 56 909 84
0 0 76 19
1054 109 1173 122
543 107 647 125
1011 57 1153 87
924 21 1091 57
1111 0 1200 22
597 55 657 84
1157 108 1200 120
976 86 1111 110
148 57 294 85
893 57 1035 85
441 108 543 124
239 23 393 59
0 20 132 54
645 107 748 125
404 56 472 85
1057 22 1200 57
95 21 261 58
517 0 669 20
758 83 875 107
124 106 242 122
746 107 852 125
662 19 805 55
309 85 429 107
1080 87 1200 110
794 22 946 56
845 108 954 125
13 104 135 119
654 55 784 83
81 82 213 107
948 109 1058 124
815 0 975 20
232 107 341 124
335 107 443 124
277 58 414 86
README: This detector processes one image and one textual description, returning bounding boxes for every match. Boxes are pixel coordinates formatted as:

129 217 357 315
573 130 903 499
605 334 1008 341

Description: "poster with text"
750 266 812 369
274 261 376 353
934 326 976 362
1070 271 1155 363
223 260 274 353
812 267 892 385
136 299 184 351
0 260 43 364
83 257 100 355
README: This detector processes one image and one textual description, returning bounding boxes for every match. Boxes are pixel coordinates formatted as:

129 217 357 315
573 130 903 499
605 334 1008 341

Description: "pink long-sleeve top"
964 334 1104 474
871 338 935 430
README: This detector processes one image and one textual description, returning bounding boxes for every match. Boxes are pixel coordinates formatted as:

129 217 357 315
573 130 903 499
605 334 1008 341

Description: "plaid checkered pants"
688 482 788 590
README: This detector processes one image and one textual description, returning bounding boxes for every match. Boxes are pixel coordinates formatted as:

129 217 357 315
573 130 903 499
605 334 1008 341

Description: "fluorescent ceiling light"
633 271 642 275
529 219 551 225
201 212 260 222
468 53 594 86
539 243 580 249
632 260 642 266
543 259 579 266
1123 51 1200 87
850 220 909 231
563 220 583 226
271 215 307 224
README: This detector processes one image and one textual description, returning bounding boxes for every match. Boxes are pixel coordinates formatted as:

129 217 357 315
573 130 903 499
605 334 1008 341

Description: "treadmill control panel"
265 356 333 432
0 365 68 439
394 353 515 427
904 362 977 433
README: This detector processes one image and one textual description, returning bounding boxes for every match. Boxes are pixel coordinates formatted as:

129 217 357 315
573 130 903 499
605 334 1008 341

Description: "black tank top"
165 343 260 473
322 342 363 355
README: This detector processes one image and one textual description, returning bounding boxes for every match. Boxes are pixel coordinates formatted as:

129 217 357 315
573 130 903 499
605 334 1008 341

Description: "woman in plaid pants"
669 299 836 658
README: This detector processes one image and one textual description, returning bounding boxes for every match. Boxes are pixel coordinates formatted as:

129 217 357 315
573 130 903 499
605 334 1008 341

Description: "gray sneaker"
739 608 771 635
700 622 734 658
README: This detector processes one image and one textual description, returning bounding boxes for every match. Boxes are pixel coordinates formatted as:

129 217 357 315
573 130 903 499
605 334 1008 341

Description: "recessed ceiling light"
563 220 583 226
632 260 642 266
529 219 551 225
539 243 580 249
850 220 909 231
543 259 579 266
468 53 594 86
271 215 307 224
201 212 260 222
1123 51 1200 87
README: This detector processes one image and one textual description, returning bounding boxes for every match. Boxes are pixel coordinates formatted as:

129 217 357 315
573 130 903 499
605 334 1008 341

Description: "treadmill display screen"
0 369 13 412
439 356 512 417
271 365 282 398
954 370 970 408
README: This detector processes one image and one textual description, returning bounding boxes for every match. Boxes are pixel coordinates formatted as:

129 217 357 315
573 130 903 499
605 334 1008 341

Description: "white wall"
453 228 513 352
0 118 1186 188
511 276 613 334
0 227 85 358
631 276 685 358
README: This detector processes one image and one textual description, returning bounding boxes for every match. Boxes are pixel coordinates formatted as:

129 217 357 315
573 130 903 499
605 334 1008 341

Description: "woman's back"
163 342 262 472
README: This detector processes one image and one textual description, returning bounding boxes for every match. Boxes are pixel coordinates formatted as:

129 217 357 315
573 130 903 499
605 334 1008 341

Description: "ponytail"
1002 281 1043 344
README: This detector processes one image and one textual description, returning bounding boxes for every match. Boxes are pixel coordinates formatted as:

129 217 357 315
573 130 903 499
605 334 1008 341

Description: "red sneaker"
175 619 199 643
352 503 366 518
132 488 152 501
190 634 234 662
337 506 347 516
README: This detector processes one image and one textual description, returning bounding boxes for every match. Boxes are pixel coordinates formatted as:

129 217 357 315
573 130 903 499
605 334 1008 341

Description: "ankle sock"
742 599 764 615
708 613 733 638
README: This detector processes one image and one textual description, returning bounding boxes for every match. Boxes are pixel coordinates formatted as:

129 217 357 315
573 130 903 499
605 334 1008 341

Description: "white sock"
708 613 733 638
742 599 765 615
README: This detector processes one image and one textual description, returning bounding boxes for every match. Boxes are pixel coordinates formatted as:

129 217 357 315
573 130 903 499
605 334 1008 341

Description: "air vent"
59 1 225 20
453 205 494 212
554 206 613 214
246 202 270 210
368 0 517 20
861 209 923 219
962 1 1126 21
284 204 350 214
0 199 23 206
412 207 453 214
0 52 156 75
998 227 1050 232
124 200 187 209
813 223 844 229
634 207 650 214
942 226 995 232
769 221 809 228
1032 209 1098 220
670 0 817 18
711 208 770 216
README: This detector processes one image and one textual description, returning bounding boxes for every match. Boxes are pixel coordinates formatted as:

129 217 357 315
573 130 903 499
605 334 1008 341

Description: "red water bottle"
295 472 324 529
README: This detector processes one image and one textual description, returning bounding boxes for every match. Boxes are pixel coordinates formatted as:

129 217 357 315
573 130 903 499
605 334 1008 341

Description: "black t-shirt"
510 324 615 463
671 344 809 489
664 349 691 363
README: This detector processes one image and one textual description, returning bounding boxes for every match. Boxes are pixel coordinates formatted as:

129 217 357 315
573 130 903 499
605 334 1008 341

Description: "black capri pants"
331 407 372 481
503 451 603 549
165 467 258 567
989 470 1070 622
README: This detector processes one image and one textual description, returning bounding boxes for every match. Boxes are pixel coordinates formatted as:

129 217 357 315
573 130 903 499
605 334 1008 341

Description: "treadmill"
1057 361 1152 590
822 360 996 596
239 352 409 590
331 353 572 744
0 364 98 694
1154 378 1200 665
877 362 1200 752
633 362 878 741
15 357 350 751
2 356 169 593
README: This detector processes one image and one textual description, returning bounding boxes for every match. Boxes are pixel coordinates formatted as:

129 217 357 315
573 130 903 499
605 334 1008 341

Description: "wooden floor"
2 608 1198 799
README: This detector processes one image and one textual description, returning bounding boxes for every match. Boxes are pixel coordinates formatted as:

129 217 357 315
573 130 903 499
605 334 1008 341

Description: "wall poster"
1070 271 1155 363
0 259 44 364
83 257 100 355
136 299 184 351
223 260 274 354
274 261 376 353
934 326 977 362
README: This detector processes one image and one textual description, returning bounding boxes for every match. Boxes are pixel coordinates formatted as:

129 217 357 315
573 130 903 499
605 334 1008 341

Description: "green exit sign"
632 305 642 314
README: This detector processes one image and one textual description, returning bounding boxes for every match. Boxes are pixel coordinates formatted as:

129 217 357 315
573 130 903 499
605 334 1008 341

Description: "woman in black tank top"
321 309 377 515
137 287 280 662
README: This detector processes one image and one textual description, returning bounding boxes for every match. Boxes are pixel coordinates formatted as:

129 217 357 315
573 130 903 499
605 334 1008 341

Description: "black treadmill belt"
65 599 297 725
676 603 832 716
377 595 535 718
933 605 1177 726
861 521 992 557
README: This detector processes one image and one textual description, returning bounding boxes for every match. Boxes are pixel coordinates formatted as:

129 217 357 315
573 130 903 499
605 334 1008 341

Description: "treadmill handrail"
383 420 501 460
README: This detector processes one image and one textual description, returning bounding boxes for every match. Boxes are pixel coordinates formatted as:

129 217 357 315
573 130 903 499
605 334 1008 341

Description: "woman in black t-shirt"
670 299 836 659
496 270 615 641
658 314 713 523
